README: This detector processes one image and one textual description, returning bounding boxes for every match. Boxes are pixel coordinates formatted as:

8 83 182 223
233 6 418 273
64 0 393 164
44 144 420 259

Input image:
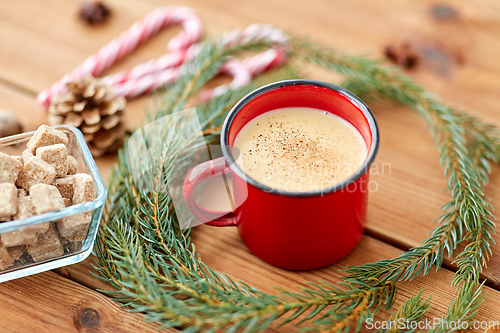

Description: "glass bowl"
0 125 106 283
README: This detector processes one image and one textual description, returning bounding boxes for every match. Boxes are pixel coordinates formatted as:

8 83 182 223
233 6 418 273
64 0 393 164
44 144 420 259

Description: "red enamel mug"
183 80 379 270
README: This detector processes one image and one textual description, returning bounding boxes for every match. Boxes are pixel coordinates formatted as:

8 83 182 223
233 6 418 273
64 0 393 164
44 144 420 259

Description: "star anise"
384 42 420 69
78 1 111 25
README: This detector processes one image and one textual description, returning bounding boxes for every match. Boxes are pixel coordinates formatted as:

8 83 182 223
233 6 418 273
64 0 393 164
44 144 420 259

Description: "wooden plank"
1 0 500 279
54 257 111 293
0 0 500 330
0 271 164 332
1 0 499 103
191 227 500 332
64 230 500 332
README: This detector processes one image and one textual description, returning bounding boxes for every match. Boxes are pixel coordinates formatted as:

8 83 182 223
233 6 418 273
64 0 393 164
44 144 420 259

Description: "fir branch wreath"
93 28 500 332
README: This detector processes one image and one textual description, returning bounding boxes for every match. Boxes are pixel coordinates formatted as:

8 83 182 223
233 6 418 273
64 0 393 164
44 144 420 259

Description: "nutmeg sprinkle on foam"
233 107 367 192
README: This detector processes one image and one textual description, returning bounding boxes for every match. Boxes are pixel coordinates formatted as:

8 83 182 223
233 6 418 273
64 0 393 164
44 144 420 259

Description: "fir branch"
428 282 486 333
339 78 500 288
94 34 500 333
290 39 497 329
376 290 431 333
343 82 497 331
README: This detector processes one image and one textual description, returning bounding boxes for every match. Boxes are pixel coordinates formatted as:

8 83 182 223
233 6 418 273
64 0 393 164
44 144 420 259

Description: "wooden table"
1 0 500 331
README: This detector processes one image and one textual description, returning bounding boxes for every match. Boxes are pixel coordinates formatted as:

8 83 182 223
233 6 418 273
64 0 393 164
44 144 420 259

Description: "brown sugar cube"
29 224 61 250
63 198 72 207
3 196 50 247
2 229 38 247
12 156 23 166
0 216 12 222
26 125 68 154
13 195 36 220
30 184 65 215
16 157 56 191
66 225 89 242
67 155 78 175
36 144 68 178
0 152 23 184
0 240 14 270
58 211 92 240
0 183 18 218
24 222 51 235
7 245 26 261
4 196 49 246
26 224 64 263
52 175 74 199
22 149 33 164
73 173 95 204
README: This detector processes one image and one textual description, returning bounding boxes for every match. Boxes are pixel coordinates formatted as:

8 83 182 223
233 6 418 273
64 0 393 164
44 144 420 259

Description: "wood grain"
69 232 500 332
18 0 500 284
0 0 500 331
0 271 163 332
191 227 500 332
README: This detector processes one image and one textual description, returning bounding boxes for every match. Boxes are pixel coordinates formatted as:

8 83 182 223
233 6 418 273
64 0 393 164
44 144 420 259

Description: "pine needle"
93 34 500 332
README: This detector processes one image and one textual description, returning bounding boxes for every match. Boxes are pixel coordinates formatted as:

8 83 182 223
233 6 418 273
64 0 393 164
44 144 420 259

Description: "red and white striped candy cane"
111 67 180 98
198 59 252 101
199 47 287 101
37 6 203 107
217 24 287 48
38 9 289 105
101 48 186 87
197 24 288 100
112 24 288 100
243 47 287 76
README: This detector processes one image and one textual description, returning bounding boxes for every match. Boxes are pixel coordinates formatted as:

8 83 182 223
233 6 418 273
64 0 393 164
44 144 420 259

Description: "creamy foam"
233 107 368 192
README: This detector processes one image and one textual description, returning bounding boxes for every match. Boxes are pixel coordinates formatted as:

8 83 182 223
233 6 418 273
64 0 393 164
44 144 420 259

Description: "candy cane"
111 24 287 100
217 23 287 48
116 24 289 99
38 10 289 106
199 47 287 101
198 60 252 101
37 6 203 107
101 49 186 87
111 68 180 98
243 47 287 76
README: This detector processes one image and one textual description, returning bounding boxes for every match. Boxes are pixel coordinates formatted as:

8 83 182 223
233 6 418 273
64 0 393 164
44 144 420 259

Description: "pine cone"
48 76 126 157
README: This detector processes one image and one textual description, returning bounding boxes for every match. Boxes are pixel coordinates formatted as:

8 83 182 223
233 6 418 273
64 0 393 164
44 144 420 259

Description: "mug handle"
183 156 238 227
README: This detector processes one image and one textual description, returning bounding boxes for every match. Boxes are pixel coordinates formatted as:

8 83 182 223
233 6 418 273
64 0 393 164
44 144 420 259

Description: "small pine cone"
48 76 126 157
